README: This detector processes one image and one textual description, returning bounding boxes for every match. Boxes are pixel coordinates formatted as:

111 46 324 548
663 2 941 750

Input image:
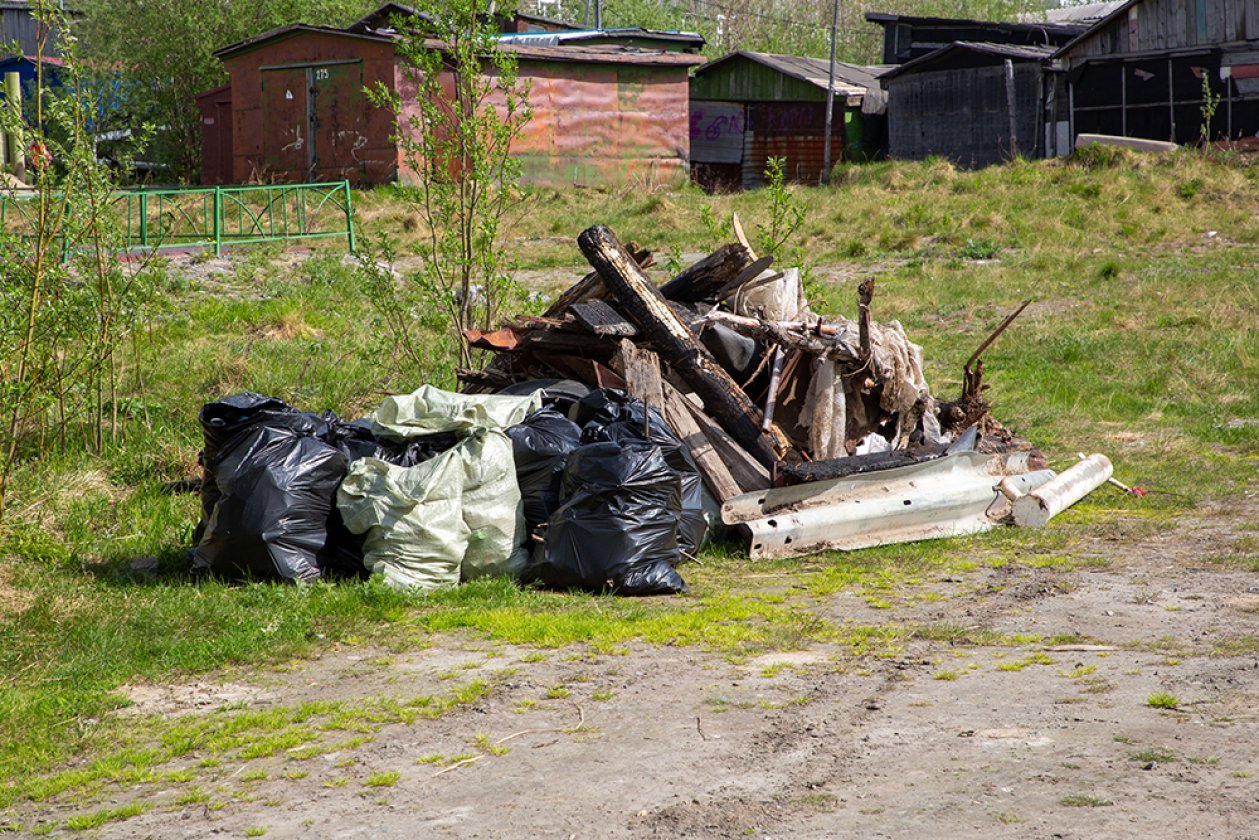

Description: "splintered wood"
461 223 1004 504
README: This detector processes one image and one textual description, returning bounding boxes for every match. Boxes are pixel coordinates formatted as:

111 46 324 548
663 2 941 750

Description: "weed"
1059 794 1113 807
546 685 571 699
1147 692 1181 709
363 771 400 787
64 803 149 831
592 690 615 701
245 828 267 838
933 671 959 681
1131 749 1177 764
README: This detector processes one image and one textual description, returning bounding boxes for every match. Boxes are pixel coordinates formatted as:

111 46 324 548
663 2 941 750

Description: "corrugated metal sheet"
0 5 60 56
690 99 745 164
742 101 843 188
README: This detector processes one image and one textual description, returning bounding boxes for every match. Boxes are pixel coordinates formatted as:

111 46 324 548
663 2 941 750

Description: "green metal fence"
1 180 356 256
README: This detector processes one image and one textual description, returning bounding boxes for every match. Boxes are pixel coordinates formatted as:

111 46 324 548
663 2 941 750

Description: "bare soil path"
41 499 1255 840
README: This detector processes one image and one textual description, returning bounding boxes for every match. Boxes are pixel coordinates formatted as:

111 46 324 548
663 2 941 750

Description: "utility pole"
820 0 839 185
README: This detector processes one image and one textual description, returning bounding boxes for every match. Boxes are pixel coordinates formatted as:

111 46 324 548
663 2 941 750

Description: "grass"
63 802 149 831
1059 794 1114 808
2 150 1258 803
362 771 399 787
1147 692 1181 709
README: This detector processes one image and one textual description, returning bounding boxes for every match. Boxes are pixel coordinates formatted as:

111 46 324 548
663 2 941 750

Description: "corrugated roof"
1040 1 1127 24
496 27 705 49
498 42 705 66
214 23 393 60
1050 0 1143 59
693 50 880 98
865 11 1087 35
214 23 703 67
882 40 1055 79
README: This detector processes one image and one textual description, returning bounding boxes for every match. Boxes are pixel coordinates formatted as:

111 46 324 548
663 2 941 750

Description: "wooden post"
4 72 24 182
577 224 786 469
1004 59 1019 159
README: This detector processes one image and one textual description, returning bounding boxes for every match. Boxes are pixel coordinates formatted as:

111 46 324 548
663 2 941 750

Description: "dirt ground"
19 496 1249 840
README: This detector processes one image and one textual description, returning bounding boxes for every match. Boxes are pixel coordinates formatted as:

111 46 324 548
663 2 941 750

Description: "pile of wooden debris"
462 222 1048 559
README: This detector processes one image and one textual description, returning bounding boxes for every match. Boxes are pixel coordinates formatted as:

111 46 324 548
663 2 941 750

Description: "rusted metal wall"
396 59 692 188
691 98 843 190
689 99 745 191
197 85 234 185
221 32 397 185
743 102 844 188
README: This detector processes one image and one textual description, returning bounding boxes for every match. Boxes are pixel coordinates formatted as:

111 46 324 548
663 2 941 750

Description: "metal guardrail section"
0 180 356 256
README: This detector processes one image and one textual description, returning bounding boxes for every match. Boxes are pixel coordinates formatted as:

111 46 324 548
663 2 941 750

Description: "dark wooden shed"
1053 0 1259 148
885 41 1053 168
689 51 887 191
865 12 1085 65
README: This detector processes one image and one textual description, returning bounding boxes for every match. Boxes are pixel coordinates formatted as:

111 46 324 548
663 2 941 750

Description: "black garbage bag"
318 413 457 467
505 407 582 537
497 378 591 418
193 423 346 583
572 389 707 557
528 440 687 596
196 393 315 531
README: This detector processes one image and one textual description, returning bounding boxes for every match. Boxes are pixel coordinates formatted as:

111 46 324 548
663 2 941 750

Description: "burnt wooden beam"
577 224 786 470
543 241 653 318
659 242 757 302
777 445 948 486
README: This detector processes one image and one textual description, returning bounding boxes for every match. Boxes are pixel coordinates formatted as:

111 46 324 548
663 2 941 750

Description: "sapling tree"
361 0 531 375
0 0 159 526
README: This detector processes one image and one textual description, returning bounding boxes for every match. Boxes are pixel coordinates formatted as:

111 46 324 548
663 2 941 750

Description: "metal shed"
884 42 1053 168
0 1 71 58
210 21 702 187
196 84 234 186
1052 0 1259 149
689 51 887 191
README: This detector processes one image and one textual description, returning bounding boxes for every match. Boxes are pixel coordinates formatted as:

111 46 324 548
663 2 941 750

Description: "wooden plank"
577 224 788 469
612 340 665 410
568 300 638 337
660 382 743 503
678 390 772 492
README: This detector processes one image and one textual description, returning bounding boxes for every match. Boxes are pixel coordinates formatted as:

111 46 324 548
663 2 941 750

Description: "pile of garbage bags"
191 384 707 596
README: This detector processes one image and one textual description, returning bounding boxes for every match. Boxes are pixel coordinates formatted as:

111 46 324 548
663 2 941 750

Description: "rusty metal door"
261 66 312 181
311 62 366 183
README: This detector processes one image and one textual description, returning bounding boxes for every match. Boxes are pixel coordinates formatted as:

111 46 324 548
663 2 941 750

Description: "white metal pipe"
1013 454 1113 528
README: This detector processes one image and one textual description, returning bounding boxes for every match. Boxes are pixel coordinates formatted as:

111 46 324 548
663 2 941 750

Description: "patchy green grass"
362 771 399 788
1147 692 1182 709
2 151 1258 802
63 802 149 831
1060 794 1114 808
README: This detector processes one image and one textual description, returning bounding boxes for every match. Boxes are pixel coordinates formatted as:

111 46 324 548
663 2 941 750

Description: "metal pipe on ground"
1012 453 1113 528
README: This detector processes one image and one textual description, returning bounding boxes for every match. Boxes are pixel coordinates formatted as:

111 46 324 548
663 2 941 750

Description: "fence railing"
1 180 356 257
